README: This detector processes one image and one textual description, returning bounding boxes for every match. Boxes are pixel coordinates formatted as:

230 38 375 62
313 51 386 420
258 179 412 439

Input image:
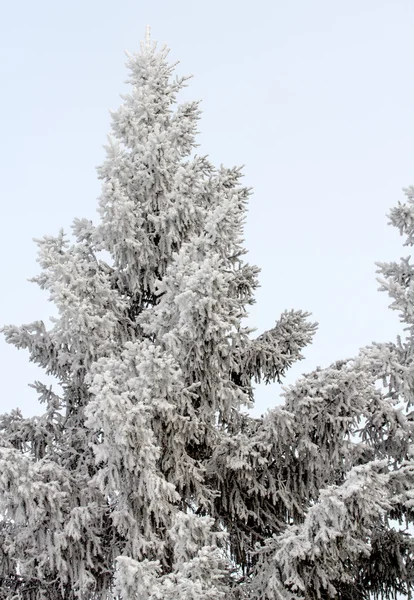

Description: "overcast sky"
1 0 413 417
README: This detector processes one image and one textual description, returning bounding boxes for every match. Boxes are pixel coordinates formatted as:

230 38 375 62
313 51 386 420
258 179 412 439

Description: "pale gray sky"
1 0 413 416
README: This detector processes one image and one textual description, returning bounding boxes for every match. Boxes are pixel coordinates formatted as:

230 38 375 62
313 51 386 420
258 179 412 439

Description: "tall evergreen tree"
1 31 413 600
0 33 315 599
244 188 414 599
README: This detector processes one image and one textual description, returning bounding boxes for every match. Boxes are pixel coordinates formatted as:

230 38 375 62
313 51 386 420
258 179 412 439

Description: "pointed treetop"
145 25 151 48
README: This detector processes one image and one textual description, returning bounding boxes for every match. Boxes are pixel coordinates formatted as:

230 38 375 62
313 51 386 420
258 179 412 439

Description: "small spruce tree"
1 31 414 600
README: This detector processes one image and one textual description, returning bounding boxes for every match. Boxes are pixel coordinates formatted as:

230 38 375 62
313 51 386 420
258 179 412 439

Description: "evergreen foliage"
1 33 414 599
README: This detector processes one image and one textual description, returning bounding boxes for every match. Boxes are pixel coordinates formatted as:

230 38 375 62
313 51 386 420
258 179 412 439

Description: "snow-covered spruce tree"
241 190 414 600
0 34 316 599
